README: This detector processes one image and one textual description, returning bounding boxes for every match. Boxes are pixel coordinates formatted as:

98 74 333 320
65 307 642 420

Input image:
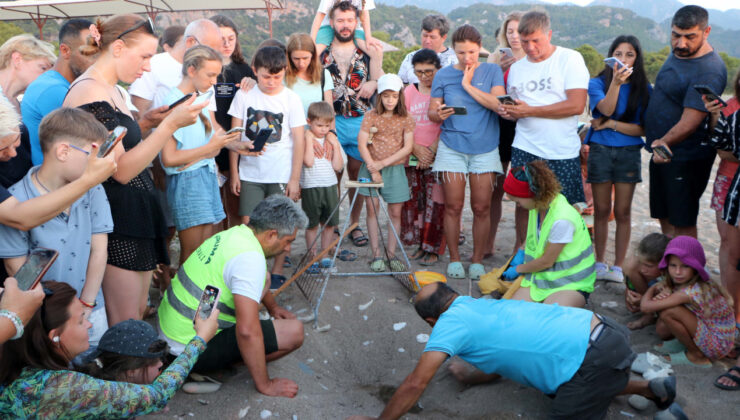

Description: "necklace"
34 170 51 194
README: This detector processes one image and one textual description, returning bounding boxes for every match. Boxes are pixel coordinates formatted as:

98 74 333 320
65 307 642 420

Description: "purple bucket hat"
658 236 709 282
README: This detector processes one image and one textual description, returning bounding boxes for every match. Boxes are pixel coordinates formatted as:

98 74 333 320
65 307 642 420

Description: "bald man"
349 283 686 420
129 18 223 115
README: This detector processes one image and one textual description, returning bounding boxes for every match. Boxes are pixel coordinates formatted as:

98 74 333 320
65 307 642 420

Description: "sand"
146 152 740 420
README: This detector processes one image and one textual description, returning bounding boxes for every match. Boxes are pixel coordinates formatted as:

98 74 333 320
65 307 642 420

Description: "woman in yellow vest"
501 161 596 308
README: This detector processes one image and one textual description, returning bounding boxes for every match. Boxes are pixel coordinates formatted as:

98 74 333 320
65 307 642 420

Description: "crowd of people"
0 1 738 418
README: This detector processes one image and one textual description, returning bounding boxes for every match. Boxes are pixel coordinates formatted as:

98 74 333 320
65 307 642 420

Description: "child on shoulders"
357 74 414 272
310 0 377 55
640 236 735 367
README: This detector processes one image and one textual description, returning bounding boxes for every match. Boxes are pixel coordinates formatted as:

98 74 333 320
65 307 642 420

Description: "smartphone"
497 95 517 105
603 57 627 70
226 127 246 134
693 84 728 107
499 47 514 59
97 126 127 158
653 145 673 160
194 285 220 322
14 248 58 291
442 106 467 115
251 128 272 153
167 92 195 110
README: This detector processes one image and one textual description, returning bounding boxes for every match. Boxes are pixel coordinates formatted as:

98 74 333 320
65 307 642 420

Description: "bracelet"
79 298 97 309
613 120 618 131
0 309 24 340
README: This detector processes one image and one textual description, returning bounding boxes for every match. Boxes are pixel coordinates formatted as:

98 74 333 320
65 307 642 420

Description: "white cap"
377 74 403 94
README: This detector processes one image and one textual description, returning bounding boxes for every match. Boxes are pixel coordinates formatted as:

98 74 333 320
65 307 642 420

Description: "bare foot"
716 365 740 388
627 313 655 330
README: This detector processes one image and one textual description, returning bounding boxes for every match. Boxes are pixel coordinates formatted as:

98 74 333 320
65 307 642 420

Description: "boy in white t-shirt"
301 102 344 261
228 46 306 287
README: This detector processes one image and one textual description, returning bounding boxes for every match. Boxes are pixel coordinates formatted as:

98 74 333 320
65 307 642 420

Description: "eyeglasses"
413 69 436 78
117 16 156 40
66 144 90 155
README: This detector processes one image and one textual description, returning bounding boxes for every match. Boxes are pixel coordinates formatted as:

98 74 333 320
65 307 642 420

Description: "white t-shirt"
163 251 267 355
128 52 217 112
397 47 458 84
301 136 339 188
228 86 307 184
507 47 589 159
318 0 375 28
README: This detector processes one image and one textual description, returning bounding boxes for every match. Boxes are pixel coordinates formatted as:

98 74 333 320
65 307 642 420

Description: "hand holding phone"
441 106 467 115
97 126 127 158
251 128 272 152
497 95 517 105
13 248 58 291
167 92 195 110
0 277 45 329
194 285 220 323
603 57 627 70
499 47 514 59
694 84 727 108
653 144 673 160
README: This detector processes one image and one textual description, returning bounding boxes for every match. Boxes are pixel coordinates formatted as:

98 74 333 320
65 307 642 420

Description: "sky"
540 0 739 11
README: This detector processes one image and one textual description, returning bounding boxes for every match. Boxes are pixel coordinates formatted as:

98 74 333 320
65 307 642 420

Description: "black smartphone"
693 84 727 107
653 145 673 160
442 106 467 115
14 248 58 291
194 285 220 322
251 128 272 153
497 95 517 105
167 92 195 110
97 126 127 158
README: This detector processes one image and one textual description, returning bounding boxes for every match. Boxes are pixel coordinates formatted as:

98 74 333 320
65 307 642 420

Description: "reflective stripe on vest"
524 245 595 273
173 266 236 317
525 263 596 289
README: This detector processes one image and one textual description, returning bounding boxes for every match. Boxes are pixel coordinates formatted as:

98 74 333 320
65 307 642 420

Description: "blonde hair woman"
0 34 56 110
63 14 206 327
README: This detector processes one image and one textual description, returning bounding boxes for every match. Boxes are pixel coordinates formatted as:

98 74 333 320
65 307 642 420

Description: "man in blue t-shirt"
349 283 685 420
22 19 95 165
645 5 726 238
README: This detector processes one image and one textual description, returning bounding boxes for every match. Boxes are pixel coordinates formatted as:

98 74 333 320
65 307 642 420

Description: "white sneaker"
596 266 624 283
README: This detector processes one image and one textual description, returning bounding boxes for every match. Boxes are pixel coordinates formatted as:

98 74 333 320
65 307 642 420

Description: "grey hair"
184 19 220 45
422 14 450 37
248 195 308 237
0 95 20 138
518 9 550 36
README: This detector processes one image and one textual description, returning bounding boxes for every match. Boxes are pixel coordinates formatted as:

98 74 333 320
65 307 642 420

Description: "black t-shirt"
0 124 32 189
214 61 255 171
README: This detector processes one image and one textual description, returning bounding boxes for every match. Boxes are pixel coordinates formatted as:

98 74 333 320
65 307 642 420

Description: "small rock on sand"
416 334 429 343
260 409 272 419
393 322 406 331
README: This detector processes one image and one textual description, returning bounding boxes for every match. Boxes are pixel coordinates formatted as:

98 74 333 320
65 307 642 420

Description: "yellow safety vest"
522 194 595 301
158 225 265 344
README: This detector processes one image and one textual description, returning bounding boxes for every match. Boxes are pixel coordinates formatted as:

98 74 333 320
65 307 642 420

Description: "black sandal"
714 366 740 391
350 227 368 247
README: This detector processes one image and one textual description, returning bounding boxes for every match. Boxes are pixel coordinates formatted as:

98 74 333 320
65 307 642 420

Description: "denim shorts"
166 165 225 231
432 141 503 175
586 143 642 184
511 147 585 204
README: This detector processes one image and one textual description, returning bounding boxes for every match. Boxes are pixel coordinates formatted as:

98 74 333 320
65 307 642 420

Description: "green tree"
644 46 670 83
575 44 604 77
0 22 26 46
720 52 740 94
383 45 417 74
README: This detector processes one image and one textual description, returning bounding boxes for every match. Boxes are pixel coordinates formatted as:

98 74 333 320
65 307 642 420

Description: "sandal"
320 258 334 268
411 248 425 260
370 257 386 272
447 262 465 279
283 255 293 268
388 257 405 272
469 263 486 280
664 351 712 368
306 262 321 274
419 252 439 266
337 249 357 262
714 366 740 390
653 338 686 355
647 375 676 410
350 227 369 247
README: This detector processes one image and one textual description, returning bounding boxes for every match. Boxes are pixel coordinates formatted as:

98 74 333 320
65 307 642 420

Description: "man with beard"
22 19 96 165
319 1 383 249
646 5 726 238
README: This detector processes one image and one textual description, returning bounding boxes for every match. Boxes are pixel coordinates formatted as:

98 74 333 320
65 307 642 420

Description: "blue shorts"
511 147 585 204
432 141 503 175
336 115 364 162
166 166 225 231
316 25 365 46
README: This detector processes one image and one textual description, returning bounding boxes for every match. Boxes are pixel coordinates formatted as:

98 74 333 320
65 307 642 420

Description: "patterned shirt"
320 46 372 118
360 110 415 165
0 337 206 419
684 282 735 360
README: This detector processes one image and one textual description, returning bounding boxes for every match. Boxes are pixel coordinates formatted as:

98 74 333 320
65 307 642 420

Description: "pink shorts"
711 160 739 212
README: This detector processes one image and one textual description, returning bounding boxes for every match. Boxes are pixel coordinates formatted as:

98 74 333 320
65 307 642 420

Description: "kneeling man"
350 283 684 419
158 195 307 398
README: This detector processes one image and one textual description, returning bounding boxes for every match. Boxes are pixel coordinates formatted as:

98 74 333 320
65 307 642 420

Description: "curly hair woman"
501 160 596 308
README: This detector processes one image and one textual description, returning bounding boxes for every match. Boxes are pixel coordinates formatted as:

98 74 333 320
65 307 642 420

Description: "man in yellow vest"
158 195 308 398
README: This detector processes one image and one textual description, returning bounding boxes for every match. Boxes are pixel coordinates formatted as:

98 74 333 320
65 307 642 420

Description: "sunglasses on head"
117 16 155 40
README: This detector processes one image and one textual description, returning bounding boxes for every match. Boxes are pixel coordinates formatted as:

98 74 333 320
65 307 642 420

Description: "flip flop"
647 375 676 410
306 262 321 274
337 250 357 262
411 248 426 260
283 255 293 268
320 258 334 268
447 262 465 279
419 253 439 266
714 366 740 390
350 227 368 247
665 351 712 368
388 257 405 272
654 403 689 420
370 257 386 272
653 338 686 355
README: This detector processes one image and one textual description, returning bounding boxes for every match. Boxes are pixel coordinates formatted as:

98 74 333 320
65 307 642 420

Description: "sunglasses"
117 16 156 40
